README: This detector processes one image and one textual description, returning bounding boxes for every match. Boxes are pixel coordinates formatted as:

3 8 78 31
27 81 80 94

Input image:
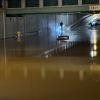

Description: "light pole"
2 0 7 64
2 0 6 39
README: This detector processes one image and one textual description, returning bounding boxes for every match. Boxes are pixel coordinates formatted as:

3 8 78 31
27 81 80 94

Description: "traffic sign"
89 5 100 11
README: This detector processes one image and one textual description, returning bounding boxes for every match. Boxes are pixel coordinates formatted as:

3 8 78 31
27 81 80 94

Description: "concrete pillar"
5 0 8 8
2 0 8 8
58 0 62 6
39 0 43 7
78 0 82 5
21 0 25 8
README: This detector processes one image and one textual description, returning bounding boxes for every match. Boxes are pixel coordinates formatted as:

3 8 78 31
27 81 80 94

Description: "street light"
2 0 6 38
2 0 7 64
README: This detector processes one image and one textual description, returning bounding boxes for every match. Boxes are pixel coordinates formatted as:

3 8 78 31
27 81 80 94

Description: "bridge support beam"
39 0 43 7
78 0 82 5
21 0 25 8
58 0 62 7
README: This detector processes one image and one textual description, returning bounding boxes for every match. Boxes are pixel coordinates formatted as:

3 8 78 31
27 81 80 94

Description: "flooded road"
0 56 100 100
0 23 100 100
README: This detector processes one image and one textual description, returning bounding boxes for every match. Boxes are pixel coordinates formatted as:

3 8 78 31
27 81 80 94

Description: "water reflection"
0 51 100 99
41 67 46 79
79 70 84 81
90 29 98 58
59 68 64 79
0 56 100 100
0 56 100 80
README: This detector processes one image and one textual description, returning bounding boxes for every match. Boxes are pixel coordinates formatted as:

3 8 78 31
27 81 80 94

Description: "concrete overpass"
1 5 100 14
0 0 100 14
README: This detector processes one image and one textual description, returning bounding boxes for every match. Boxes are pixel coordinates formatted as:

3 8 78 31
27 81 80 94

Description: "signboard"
89 5 100 11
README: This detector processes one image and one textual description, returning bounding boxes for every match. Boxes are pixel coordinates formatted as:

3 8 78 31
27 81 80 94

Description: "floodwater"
0 24 100 100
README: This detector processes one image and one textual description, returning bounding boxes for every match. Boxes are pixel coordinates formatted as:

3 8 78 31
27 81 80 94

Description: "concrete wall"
0 13 85 39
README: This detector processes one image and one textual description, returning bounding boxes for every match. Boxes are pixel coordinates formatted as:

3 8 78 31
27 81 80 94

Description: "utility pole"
2 0 7 64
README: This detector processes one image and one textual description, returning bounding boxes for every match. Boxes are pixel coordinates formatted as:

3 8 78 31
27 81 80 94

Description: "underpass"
41 13 100 58
0 1 100 100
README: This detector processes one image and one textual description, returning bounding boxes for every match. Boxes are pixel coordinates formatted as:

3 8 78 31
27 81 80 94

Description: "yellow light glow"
90 29 97 44
93 44 97 50
93 31 97 44
90 29 98 58
90 50 97 58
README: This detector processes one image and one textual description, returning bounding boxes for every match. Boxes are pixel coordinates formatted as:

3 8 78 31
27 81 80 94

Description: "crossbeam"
1 5 100 14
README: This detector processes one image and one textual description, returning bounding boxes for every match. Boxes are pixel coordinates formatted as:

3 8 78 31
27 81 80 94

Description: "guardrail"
41 41 78 58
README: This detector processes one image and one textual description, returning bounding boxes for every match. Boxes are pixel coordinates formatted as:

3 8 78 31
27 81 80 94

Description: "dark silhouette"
60 22 63 35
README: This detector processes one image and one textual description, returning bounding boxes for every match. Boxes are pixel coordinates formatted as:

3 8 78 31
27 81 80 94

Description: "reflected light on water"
17 38 22 43
93 44 97 50
90 29 97 44
90 29 98 58
90 50 97 58
59 68 64 79
41 67 46 79
23 67 28 78
79 70 84 81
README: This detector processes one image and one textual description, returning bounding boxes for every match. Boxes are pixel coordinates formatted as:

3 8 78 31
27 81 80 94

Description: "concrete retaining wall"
0 13 86 38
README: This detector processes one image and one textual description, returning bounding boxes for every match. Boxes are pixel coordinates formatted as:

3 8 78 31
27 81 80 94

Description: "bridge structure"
0 0 100 14
0 0 100 40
